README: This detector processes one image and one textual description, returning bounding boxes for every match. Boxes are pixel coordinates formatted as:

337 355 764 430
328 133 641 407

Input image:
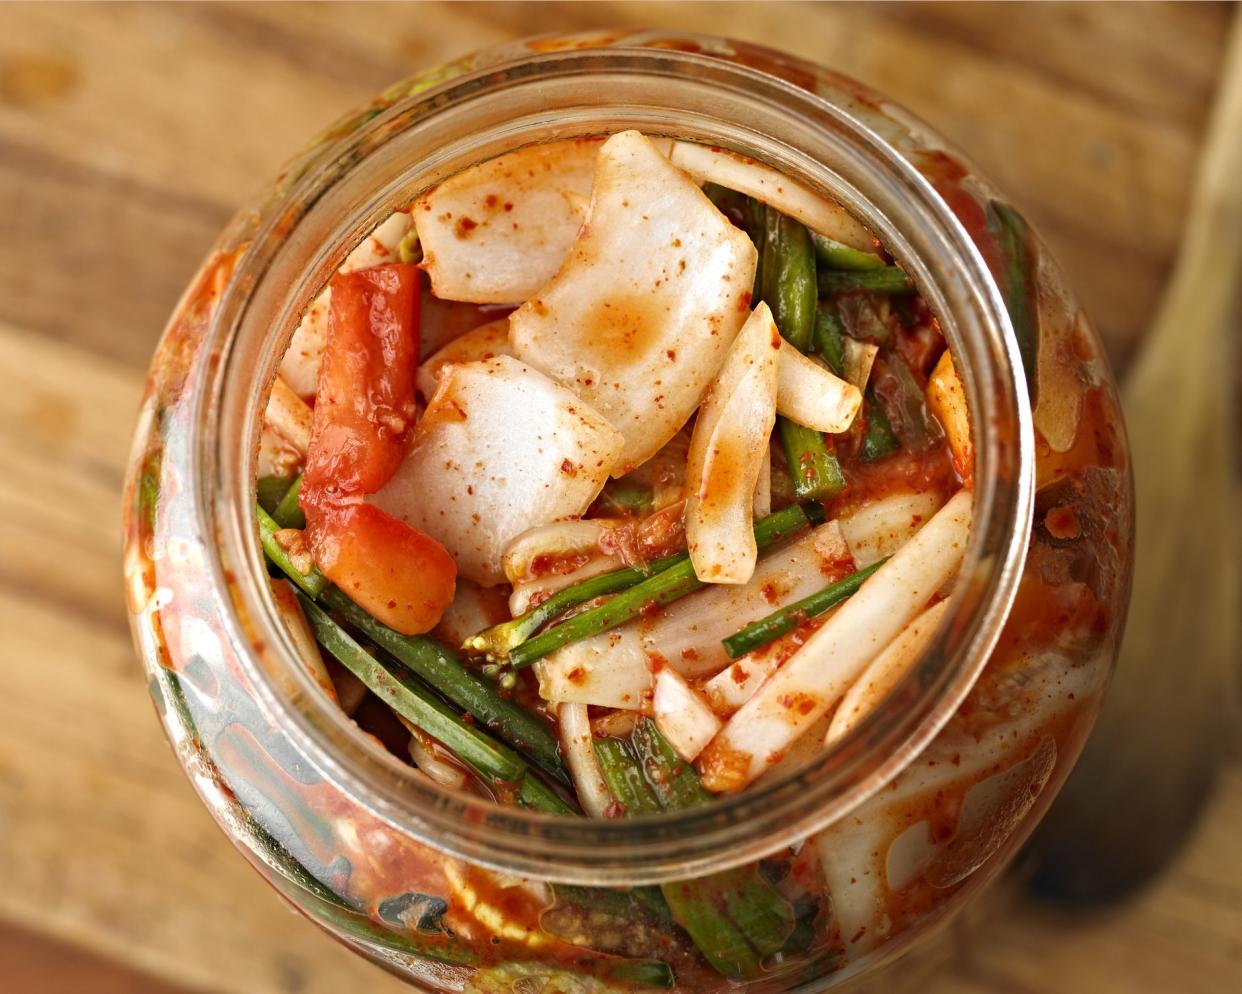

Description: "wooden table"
1 3 1238 992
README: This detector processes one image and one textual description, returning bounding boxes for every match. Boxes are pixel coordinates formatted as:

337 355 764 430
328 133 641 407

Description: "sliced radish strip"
842 338 879 391
416 318 512 398
269 578 338 702
753 449 772 519
264 376 313 454
697 490 971 792
826 599 949 746
926 350 973 479
685 302 781 584
669 141 874 250
535 628 652 710
652 668 722 762
836 489 947 568
558 702 615 818
373 355 624 585
777 345 861 434
702 648 781 717
642 520 852 678
511 130 757 474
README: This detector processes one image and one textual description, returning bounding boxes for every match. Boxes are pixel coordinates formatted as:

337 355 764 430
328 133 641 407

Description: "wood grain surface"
0 3 1237 993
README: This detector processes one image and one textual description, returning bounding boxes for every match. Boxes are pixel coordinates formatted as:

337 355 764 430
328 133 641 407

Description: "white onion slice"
557 702 615 818
652 668 722 762
503 519 618 616
777 345 861 434
407 731 469 790
511 130 757 473
685 302 781 584
698 490 971 792
263 376 313 455
373 356 624 585
702 648 781 717
668 141 874 250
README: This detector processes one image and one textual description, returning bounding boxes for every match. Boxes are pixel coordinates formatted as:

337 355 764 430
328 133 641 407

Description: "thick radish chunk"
927 350 973 479
511 130 757 473
415 139 600 304
372 355 624 585
302 263 457 635
264 376 313 454
642 520 852 678
535 628 652 710
697 490 971 792
415 318 512 398
669 141 874 251
776 345 862 434
652 668 722 762
279 211 413 397
685 303 781 584
837 490 947 568
825 599 949 745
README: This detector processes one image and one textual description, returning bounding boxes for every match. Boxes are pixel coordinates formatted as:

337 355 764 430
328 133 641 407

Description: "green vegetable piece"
271 473 306 529
778 419 845 502
761 209 817 351
597 484 655 517
593 737 663 818
258 475 295 515
859 391 900 462
257 504 327 597
813 305 847 377
505 504 820 669
809 231 885 271
817 266 915 295
986 200 1039 402
397 227 421 264
722 558 887 658
321 588 568 786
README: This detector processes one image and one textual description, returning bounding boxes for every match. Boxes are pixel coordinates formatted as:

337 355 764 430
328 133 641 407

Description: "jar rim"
199 35 1034 885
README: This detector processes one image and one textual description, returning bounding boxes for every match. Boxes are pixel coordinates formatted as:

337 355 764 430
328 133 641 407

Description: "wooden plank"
0 323 407 994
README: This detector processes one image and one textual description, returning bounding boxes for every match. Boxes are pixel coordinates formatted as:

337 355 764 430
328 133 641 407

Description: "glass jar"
123 31 1132 994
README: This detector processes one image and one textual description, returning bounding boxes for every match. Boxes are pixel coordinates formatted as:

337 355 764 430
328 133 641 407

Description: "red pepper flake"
455 216 479 238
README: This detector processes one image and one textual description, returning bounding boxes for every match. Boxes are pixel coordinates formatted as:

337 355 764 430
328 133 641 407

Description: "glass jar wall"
123 32 1132 993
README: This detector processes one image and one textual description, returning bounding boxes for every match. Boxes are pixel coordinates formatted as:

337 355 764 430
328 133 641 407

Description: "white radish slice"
405 728 469 790
842 337 879 391
257 426 299 479
372 356 624 585
669 141 874 250
753 450 772 519
503 519 619 616
702 649 781 717
826 599 949 745
415 139 600 304
926 350 972 476
652 668 722 762
697 490 971 792
511 130 757 474
269 579 338 702
557 703 615 818
264 376 313 454
685 302 781 584
642 520 852 678
814 810 891 955
279 211 413 397
536 628 652 710
432 579 512 651
416 318 512 398
777 345 861 434
836 489 947 568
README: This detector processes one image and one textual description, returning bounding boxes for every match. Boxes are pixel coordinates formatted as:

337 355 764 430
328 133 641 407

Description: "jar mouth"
200 38 1034 885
